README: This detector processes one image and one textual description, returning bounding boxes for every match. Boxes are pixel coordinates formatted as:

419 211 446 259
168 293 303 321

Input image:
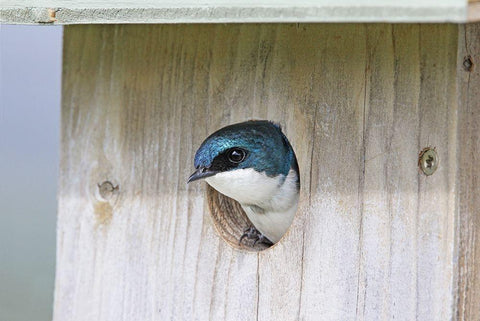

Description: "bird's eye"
227 148 246 163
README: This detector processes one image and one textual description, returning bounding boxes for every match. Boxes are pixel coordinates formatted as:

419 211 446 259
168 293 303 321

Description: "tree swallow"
188 120 300 246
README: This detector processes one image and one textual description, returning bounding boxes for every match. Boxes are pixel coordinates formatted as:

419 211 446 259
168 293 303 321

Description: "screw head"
419 148 438 176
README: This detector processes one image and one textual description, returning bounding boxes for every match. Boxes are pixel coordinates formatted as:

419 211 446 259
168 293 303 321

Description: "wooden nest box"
2 1 479 320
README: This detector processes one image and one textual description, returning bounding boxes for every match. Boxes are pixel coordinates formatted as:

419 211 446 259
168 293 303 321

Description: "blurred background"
0 25 62 321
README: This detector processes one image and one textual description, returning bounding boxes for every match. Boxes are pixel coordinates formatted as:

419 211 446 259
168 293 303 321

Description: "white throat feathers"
205 168 299 243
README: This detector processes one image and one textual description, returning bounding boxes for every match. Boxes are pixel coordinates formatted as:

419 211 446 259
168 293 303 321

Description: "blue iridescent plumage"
194 120 296 178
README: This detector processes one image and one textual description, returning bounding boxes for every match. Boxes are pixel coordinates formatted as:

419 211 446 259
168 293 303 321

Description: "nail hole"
463 55 473 72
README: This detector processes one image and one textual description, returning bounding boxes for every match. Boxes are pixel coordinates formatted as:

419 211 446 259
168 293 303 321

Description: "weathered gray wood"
0 0 475 24
454 23 480 321
55 24 479 321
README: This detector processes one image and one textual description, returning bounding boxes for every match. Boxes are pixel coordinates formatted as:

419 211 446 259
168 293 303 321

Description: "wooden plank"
55 24 465 321
454 22 480 321
0 0 469 24
296 24 366 321
416 24 459 320
386 24 421 320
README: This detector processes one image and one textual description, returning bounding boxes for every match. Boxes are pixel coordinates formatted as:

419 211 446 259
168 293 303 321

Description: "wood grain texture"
454 22 480 321
0 0 469 24
54 24 477 321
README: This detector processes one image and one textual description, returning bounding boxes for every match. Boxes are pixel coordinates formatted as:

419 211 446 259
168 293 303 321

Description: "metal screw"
98 181 119 200
419 148 438 176
463 55 473 72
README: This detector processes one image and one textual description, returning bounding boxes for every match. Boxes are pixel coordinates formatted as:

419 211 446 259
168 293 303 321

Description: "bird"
187 120 300 246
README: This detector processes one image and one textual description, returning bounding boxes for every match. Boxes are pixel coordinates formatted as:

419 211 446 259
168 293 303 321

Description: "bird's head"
188 120 298 205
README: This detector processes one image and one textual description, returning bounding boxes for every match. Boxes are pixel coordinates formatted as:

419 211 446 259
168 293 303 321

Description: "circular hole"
205 171 300 252
206 183 300 252
191 120 300 251
205 184 273 251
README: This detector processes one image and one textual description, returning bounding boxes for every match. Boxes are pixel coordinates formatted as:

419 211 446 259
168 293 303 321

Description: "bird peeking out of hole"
188 120 300 247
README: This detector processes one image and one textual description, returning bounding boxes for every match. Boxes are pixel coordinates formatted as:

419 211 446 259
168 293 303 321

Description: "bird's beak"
187 167 218 183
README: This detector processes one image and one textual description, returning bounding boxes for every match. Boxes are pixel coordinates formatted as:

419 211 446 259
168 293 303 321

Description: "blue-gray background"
0 25 62 321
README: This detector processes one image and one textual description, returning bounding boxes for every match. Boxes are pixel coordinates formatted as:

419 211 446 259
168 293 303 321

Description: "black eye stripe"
208 148 247 172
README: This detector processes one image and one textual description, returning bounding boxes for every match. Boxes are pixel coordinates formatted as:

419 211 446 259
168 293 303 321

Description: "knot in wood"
97 181 119 200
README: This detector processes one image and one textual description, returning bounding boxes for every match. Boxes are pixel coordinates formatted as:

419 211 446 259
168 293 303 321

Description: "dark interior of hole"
206 184 272 251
